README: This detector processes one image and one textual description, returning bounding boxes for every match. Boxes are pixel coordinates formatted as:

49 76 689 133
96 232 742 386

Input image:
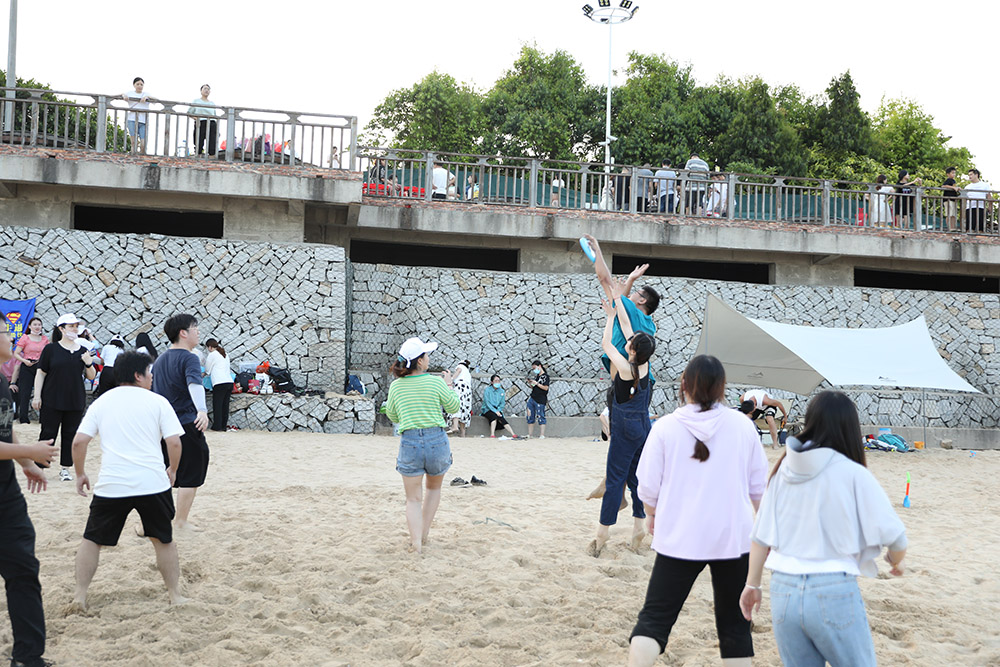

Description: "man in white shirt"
431 160 455 200
739 388 788 449
964 169 995 233
71 351 186 610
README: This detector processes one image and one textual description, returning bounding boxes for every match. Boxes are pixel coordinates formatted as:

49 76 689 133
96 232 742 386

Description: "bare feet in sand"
169 592 190 606
587 538 607 558
174 520 199 533
629 530 646 552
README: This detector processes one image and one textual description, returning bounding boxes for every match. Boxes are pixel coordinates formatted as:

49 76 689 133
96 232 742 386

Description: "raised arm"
613 281 635 340
622 263 649 298
582 234 616 304
600 298 631 379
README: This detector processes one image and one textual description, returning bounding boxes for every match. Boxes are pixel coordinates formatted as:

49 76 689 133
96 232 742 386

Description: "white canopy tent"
695 294 980 395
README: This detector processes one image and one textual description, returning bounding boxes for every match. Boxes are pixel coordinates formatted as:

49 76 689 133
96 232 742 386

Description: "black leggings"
0 495 46 662
211 382 233 431
631 552 753 659
38 406 84 469
16 364 37 423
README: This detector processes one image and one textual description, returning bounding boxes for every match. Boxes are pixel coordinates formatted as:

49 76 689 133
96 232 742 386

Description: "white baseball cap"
56 313 81 327
398 337 438 364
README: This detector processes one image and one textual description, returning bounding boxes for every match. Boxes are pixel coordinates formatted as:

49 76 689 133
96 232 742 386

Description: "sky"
2 0 997 180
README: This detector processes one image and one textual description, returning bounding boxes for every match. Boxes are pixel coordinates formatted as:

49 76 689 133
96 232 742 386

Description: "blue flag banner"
0 298 37 347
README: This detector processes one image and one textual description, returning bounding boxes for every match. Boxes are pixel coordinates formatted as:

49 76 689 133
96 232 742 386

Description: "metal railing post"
348 117 358 171
529 159 539 208
726 172 736 220
629 167 638 213
821 180 831 225
224 107 236 162
95 95 107 153
914 187 923 231
163 107 172 157
775 178 785 222
677 173 687 217
581 165 589 210
425 153 434 202
29 99 38 145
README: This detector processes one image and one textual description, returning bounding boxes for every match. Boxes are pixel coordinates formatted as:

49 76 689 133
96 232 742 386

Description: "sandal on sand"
450 477 468 487
470 476 488 486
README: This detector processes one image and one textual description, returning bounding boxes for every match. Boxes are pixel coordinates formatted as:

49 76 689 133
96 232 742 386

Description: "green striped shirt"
385 373 460 433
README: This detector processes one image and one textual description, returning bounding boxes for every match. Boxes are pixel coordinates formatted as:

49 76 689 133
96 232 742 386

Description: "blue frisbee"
580 237 596 263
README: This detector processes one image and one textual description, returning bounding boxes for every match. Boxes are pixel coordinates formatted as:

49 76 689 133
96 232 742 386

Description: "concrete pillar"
222 197 305 243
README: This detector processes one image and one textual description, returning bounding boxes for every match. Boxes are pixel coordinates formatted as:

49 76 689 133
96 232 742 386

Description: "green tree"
1 71 127 151
714 78 805 175
871 98 969 172
815 71 872 157
361 71 483 154
481 46 599 161
609 53 697 166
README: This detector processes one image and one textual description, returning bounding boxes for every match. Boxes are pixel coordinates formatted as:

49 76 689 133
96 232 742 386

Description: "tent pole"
921 389 926 446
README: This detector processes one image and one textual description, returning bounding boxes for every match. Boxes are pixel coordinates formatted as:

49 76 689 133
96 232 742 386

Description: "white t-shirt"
204 350 232 386
77 386 184 498
965 181 993 209
101 344 123 368
125 90 150 123
432 166 452 194
743 389 770 407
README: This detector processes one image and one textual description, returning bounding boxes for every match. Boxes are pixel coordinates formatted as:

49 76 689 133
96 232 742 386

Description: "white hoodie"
637 403 768 560
750 437 907 577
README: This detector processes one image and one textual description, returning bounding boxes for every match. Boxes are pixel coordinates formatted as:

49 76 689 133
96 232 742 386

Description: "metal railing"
357 147 1000 235
0 87 358 170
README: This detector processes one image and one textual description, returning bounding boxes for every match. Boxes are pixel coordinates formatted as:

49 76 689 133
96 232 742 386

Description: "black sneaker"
10 658 55 667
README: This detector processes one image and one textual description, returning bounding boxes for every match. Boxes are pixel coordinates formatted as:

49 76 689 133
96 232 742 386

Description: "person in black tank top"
0 321 58 667
589 282 657 558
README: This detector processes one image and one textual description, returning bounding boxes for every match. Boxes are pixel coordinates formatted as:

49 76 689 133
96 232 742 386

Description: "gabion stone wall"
350 263 1000 428
228 393 375 434
0 226 346 391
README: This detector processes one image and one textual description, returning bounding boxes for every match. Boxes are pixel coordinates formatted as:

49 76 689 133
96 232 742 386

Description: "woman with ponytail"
384 337 459 554
204 338 233 432
628 354 768 667
589 280 657 558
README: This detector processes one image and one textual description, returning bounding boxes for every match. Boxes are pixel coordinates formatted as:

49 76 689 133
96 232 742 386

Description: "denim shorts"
526 397 546 424
396 427 452 477
126 119 147 140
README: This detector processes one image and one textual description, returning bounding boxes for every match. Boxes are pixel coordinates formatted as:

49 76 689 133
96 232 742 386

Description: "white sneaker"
59 468 72 481
539 435 546 439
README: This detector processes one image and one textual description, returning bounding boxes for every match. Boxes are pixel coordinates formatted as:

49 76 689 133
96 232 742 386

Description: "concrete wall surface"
0 225 346 390
349 262 1000 428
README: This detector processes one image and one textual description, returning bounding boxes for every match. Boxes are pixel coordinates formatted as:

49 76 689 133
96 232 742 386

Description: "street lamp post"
4 0 16 134
582 0 638 170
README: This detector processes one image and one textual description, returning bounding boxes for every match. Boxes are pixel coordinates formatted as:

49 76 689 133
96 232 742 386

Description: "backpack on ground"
268 367 297 393
344 374 366 395
234 371 253 393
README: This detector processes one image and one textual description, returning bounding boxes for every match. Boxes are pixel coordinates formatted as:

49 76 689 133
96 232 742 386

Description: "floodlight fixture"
581 0 638 170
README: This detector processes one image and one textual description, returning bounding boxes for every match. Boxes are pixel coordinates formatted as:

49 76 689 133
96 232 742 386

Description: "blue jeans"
526 397 546 424
396 427 452 477
126 120 146 141
770 571 876 667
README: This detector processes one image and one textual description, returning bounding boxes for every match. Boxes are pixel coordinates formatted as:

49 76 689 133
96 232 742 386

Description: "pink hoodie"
637 403 768 560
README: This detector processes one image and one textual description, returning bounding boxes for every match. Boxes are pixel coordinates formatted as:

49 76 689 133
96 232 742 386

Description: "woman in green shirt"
385 337 459 554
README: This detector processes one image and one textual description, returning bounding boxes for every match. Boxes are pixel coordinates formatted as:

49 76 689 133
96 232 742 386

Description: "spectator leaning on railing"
964 169 995 233
654 160 677 214
684 154 710 215
941 167 961 231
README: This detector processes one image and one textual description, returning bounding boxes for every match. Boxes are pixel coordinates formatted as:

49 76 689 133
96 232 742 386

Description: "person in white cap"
32 313 97 482
384 337 459 554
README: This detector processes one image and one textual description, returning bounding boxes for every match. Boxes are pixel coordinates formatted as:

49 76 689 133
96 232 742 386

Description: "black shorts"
482 410 509 428
83 489 175 546
750 406 777 421
163 422 210 488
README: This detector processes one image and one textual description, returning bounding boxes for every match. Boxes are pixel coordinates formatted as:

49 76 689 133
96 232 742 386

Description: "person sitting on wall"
481 374 519 439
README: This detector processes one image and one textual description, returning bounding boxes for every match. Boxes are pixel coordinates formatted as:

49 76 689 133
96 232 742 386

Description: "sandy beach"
4 424 999 666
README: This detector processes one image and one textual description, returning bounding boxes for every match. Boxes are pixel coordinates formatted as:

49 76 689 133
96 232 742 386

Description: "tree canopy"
362 50 977 182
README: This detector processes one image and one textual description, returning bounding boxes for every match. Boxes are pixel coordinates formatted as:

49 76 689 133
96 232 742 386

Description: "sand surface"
3 424 999 666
